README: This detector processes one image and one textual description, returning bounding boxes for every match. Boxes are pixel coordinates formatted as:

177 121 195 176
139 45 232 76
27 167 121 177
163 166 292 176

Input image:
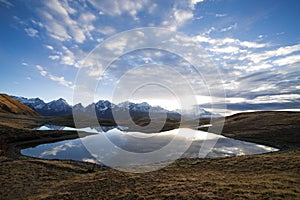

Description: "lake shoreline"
1 111 299 199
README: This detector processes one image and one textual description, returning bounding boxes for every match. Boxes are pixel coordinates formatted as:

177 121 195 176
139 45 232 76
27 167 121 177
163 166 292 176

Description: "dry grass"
0 111 299 199
1 151 299 199
220 111 300 149
0 94 39 116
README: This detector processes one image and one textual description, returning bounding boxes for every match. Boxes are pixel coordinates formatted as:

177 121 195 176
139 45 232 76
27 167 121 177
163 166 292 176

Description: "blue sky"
0 0 300 113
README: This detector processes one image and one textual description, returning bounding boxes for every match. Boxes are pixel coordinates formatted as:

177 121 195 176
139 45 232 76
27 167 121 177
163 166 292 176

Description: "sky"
0 0 300 114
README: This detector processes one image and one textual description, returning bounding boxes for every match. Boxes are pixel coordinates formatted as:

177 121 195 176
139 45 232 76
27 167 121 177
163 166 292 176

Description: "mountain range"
11 95 217 119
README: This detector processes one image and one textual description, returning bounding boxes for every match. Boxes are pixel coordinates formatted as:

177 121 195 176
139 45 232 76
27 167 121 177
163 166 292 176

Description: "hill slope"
221 111 300 149
0 94 39 116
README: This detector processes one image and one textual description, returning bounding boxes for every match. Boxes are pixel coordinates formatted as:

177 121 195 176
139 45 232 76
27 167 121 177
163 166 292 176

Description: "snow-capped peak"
11 95 217 119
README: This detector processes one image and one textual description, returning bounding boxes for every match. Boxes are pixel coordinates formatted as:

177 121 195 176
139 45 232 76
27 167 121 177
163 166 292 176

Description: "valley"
0 109 299 199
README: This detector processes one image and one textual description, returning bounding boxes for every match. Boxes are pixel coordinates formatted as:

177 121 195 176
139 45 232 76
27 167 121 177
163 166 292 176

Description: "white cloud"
21 62 28 66
247 63 273 72
78 12 96 40
173 9 194 26
45 45 54 50
216 13 227 17
276 32 285 36
38 0 101 47
42 12 71 41
41 0 90 43
226 97 247 104
88 0 149 20
48 74 73 88
36 65 48 76
60 45 77 66
189 0 204 9
96 38 104 43
239 41 268 48
46 45 85 68
31 19 43 27
79 12 96 23
258 35 264 39
60 0 77 15
220 23 237 32
209 46 240 54
193 35 268 49
251 94 300 104
24 28 38 37
263 44 300 58
98 26 116 35
250 84 275 92
103 36 128 54
49 55 60 60
242 43 300 63
194 35 214 43
0 0 14 8
36 65 73 88
160 0 204 30
272 54 300 66
61 56 75 65
148 3 157 14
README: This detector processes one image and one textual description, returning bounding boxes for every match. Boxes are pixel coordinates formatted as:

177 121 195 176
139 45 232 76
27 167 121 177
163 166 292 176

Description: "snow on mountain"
96 100 116 111
117 101 170 113
117 101 151 112
11 96 71 116
11 95 217 119
45 98 71 112
12 96 46 110
130 102 151 112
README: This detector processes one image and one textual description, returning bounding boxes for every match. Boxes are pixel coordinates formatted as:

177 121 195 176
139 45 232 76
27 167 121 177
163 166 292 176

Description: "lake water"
22 126 278 167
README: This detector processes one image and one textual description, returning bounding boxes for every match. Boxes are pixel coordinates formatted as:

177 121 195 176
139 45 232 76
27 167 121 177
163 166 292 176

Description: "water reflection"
22 126 278 166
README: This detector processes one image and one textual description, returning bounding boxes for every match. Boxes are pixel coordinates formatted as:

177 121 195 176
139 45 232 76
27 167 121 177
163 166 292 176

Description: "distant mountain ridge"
12 96 178 119
0 94 39 116
13 96 72 116
11 95 217 119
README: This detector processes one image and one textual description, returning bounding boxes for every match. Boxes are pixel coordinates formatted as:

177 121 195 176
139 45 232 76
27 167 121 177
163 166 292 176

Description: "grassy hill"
221 111 300 149
0 94 39 117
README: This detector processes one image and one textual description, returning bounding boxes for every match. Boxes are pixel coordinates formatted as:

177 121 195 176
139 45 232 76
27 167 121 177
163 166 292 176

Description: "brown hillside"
0 94 39 116
221 111 300 149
